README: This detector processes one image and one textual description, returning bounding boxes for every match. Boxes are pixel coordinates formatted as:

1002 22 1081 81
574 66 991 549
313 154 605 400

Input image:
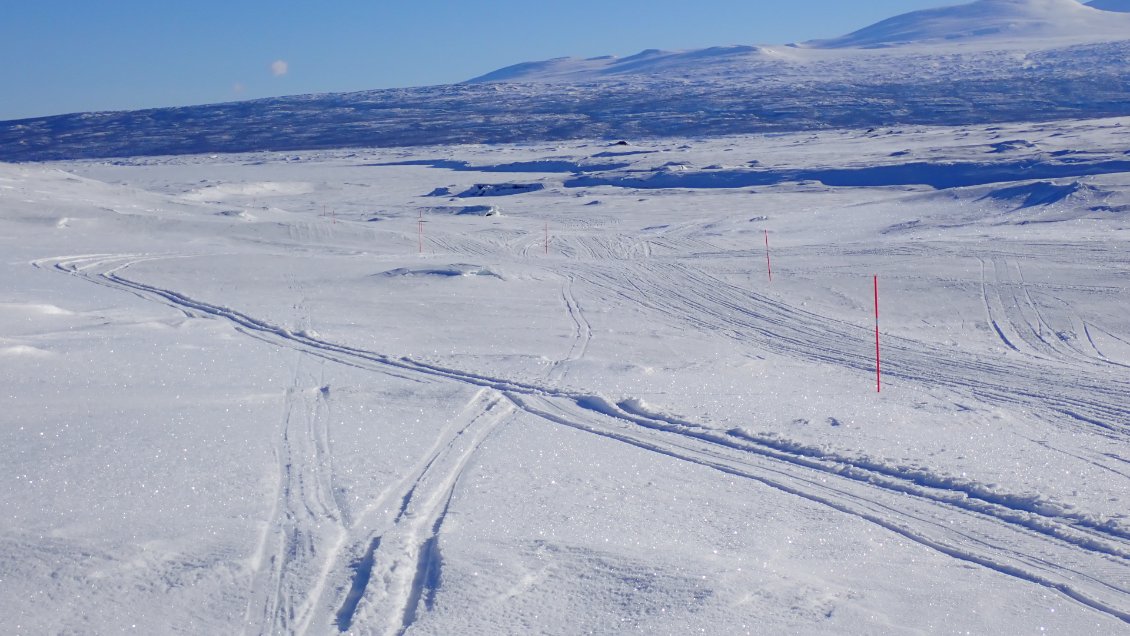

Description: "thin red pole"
764 230 772 282
874 274 881 393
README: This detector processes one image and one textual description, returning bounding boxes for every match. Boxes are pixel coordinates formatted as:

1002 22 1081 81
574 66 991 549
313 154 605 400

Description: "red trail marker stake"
874 274 881 393
764 229 772 282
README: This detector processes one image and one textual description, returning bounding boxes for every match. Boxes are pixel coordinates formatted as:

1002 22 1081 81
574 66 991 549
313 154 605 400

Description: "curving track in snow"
32 252 1130 629
565 258 1130 437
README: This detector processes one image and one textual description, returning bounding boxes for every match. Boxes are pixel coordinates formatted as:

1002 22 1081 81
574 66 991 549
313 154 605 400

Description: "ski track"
514 393 1130 624
242 355 344 636
547 274 591 385
1086 323 1130 368
32 253 1130 627
336 390 514 635
980 256 1022 353
568 259 1130 437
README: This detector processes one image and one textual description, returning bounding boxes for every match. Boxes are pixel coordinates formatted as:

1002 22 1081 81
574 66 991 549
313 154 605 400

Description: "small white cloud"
271 60 289 77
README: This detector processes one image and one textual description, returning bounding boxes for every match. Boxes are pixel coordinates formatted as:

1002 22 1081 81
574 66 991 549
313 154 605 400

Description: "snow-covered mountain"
2 0 1128 161
465 45 791 84
470 0 1130 84
808 0 1130 49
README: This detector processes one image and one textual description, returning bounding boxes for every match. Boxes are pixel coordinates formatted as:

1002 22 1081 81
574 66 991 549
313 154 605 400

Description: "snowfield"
2 115 1129 634
4 0 1130 633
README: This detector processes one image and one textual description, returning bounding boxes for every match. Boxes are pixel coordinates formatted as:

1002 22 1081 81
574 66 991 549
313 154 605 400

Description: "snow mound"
426 205 501 217
0 344 53 357
182 181 313 201
979 180 1107 207
0 302 74 316
216 209 256 221
456 183 544 198
808 0 1130 49
376 264 501 279
989 139 1038 153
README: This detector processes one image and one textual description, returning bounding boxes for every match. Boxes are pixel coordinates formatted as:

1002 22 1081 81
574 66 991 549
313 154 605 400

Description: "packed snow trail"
32 253 1130 628
333 390 513 635
244 358 344 635
565 259 1130 436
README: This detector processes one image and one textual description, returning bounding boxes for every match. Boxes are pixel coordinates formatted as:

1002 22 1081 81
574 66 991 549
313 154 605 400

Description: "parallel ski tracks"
570 259 1130 436
334 389 514 635
547 274 591 385
979 256 1129 368
245 361 344 636
35 253 1130 627
514 393 1130 623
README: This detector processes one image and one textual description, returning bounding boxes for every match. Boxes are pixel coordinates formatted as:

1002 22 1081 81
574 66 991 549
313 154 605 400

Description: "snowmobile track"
35 253 1130 627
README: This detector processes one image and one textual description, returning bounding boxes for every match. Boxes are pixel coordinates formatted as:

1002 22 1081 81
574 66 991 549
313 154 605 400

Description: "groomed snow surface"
3 117 1130 634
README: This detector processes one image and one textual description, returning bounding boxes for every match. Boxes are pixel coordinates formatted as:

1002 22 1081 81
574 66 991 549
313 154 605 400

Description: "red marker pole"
764 230 772 283
874 274 881 393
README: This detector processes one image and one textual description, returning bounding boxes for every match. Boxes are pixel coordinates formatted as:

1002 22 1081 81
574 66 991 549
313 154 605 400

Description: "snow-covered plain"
4 0 1130 633
2 114 1129 634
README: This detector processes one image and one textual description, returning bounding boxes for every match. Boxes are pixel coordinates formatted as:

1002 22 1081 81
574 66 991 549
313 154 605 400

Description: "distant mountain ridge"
470 0 1130 84
2 0 1129 161
465 46 783 84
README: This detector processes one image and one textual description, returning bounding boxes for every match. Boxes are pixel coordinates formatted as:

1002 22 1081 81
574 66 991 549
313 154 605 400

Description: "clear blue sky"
0 1 958 121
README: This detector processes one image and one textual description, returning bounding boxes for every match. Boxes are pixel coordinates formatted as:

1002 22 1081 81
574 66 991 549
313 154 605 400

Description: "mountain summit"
808 0 1130 49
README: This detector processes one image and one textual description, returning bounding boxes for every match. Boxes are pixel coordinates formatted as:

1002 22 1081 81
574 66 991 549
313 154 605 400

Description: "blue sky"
1 1 957 120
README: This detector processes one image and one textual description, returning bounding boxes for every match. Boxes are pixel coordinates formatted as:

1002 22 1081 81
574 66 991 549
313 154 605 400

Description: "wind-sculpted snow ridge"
376 264 501 278
2 39 1129 161
369 158 632 173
